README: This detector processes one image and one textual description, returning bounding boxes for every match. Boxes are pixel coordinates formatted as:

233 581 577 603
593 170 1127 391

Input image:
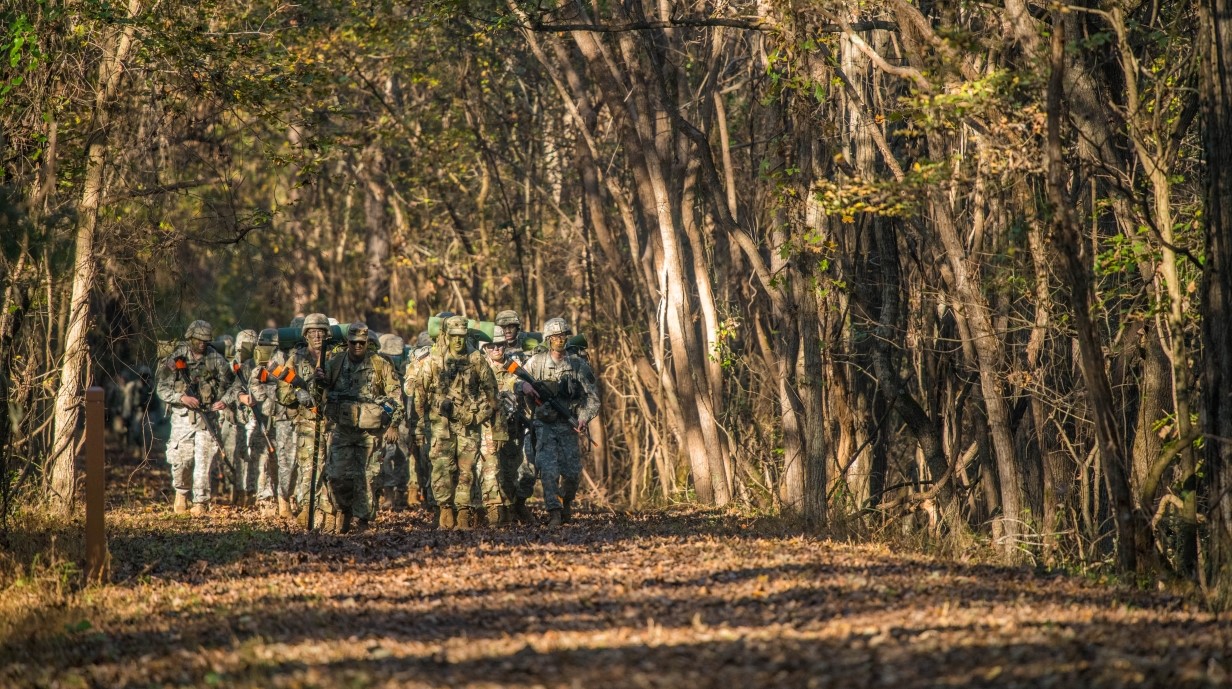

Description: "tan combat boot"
547 508 562 527
456 507 473 530
438 506 456 530
487 505 503 527
173 493 189 514
277 497 292 518
190 500 210 517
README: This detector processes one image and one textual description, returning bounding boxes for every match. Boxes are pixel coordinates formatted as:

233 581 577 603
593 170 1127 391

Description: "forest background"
5 0 1232 595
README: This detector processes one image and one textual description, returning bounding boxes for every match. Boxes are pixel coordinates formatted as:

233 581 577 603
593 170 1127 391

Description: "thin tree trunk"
48 0 142 513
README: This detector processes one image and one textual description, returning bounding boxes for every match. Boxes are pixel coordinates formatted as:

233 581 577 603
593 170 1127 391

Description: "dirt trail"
1 504 1229 688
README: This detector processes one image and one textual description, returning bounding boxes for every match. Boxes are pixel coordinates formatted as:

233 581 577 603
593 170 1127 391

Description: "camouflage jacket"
248 350 289 423
409 349 496 441
522 352 600 427
482 358 524 443
276 344 326 422
321 350 403 430
155 343 239 427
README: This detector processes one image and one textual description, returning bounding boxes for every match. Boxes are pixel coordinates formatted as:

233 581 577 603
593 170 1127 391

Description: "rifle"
171 356 239 480
306 347 326 531
503 359 596 446
236 361 279 471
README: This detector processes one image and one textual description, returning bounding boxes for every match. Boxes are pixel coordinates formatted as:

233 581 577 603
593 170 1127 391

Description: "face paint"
448 334 467 356
189 338 207 356
305 329 325 351
548 334 567 353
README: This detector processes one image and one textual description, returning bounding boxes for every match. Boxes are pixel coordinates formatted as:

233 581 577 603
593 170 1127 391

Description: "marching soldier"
521 317 600 526
410 315 497 529
277 312 331 528
247 328 295 516
477 326 526 526
155 320 239 516
320 323 403 533
375 332 411 512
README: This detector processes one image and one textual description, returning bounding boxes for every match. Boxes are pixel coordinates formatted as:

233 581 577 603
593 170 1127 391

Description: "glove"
295 389 313 407
383 425 399 443
438 398 454 420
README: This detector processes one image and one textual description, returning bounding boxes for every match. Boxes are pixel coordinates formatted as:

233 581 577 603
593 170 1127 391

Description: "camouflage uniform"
477 327 526 526
523 318 600 523
276 313 331 523
248 329 293 509
155 321 239 513
321 323 402 531
374 333 411 511
410 316 497 529
402 333 436 509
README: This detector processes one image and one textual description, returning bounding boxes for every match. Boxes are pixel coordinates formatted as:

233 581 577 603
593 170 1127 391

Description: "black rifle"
503 359 596 446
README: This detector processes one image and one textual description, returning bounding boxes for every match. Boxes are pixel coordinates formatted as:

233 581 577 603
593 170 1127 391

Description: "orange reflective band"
504 361 520 374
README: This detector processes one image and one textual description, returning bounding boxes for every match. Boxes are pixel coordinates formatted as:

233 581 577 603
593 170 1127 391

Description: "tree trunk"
361 145 391 332
48 0 142 513
1199 0 1232 588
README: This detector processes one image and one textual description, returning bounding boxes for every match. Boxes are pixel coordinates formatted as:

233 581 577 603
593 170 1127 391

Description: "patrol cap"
378 333 404 356
415 331 432 348
347 322 370 342
445 315 469 336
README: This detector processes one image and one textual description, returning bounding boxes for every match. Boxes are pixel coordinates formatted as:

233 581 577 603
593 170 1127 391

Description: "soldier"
494 310 532 362
375 332 411 512
247 328 294 516
521 317 600 526
226 329 258 507
477 326 526 526
277 312 331 528
410 315 497 529
155 320 239 516
404 332 436 513
320 323 403 533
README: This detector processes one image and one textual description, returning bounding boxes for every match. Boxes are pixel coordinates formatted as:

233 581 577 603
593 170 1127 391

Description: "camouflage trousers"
410 435 435 506
532 422 581 511
253 417 295 501
228 415 259 494
326 425 382 520
292 417 329 512
428 425 480 509
478 440 523 507
166 409 220 504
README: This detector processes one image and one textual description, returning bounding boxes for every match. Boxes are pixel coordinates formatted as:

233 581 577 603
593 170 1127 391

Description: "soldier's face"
189 338 207 356
347 339 366 361
305 329 325 351
485 343 505 364
503 325 519 343
448 334 466 355
548 334 567 353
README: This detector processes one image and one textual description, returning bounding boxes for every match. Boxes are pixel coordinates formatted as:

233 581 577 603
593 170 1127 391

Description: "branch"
519 16 896 34
111 178 223 200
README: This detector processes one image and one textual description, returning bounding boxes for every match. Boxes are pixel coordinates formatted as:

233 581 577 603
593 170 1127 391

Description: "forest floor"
1 459 1231 688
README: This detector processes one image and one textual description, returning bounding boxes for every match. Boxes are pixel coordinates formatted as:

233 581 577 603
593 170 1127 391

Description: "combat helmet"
302 312 329 335
255 328 279 365
236 329 258 359
543 318 571 338
184 320 213 341
378 333 404 356
494 310 521 327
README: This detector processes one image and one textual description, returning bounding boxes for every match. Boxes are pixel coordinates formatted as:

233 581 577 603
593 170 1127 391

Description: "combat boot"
173 493 189 514
547 508 562 527
339 512 353 534
355 518 370 533
438 506 456 530
277 497 292 518
456 507 473 530
561 498 573 524
393 489 408 512
487 505 503 527
190 500 210 517
513 497 531 524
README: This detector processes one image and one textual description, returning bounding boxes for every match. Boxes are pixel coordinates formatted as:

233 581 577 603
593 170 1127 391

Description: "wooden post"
84 386 109 583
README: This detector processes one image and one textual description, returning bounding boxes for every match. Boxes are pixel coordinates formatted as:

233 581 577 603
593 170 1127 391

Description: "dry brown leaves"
1 504 1229 688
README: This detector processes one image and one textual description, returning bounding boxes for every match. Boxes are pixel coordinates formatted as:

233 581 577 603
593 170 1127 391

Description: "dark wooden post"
85 386 109 582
